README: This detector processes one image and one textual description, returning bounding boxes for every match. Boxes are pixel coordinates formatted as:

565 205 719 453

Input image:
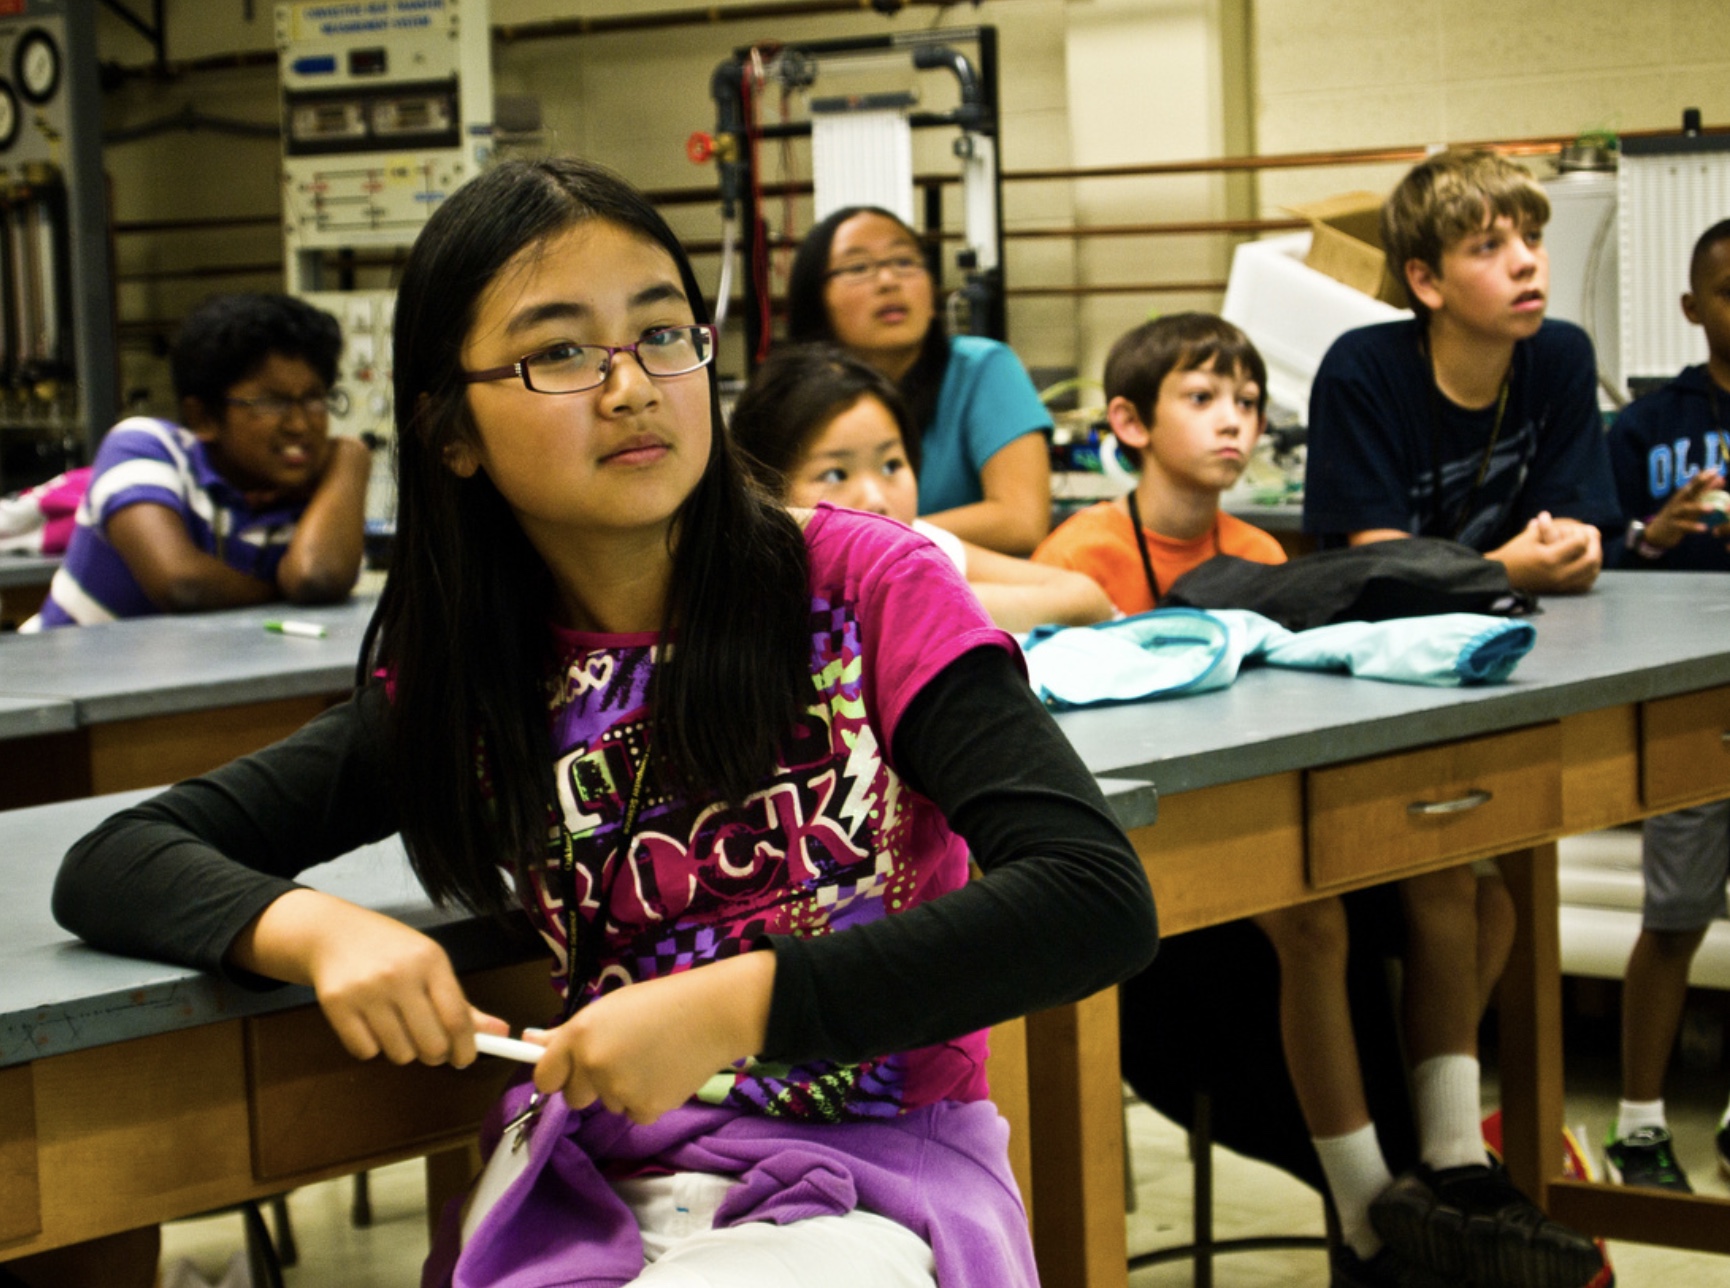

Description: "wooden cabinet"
1307 723 1562 888
0 1064 39 1242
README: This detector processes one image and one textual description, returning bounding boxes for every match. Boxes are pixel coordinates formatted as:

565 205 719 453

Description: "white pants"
612 1172 938 1288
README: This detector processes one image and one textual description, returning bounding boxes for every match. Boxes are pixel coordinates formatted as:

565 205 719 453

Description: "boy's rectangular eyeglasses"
462 323 718 395
225 390 349 422
824 255 927 286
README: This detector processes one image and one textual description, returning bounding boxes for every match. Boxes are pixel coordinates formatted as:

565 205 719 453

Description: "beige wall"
1254 0 1730 213
90 0 1730 419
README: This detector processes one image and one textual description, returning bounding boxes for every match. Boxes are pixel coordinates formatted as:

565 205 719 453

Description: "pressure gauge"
15 29 59 105
0 81 19 152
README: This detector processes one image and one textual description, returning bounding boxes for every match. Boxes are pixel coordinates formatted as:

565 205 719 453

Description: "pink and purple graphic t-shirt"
519 504 1016 1122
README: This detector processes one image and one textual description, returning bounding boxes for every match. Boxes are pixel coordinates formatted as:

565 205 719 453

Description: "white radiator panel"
1618 147 1730 386
811 109 914 226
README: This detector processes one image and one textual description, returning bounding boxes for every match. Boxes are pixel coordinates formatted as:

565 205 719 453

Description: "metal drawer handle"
1407 789 1493 817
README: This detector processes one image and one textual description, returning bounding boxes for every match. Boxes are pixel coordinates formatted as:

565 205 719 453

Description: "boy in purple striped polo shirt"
28 293 369 629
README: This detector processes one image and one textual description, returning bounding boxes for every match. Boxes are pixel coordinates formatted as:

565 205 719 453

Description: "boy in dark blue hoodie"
1601 217 1730 1192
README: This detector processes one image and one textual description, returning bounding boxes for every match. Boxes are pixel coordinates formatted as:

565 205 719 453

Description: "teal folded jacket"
1022 608 1537 711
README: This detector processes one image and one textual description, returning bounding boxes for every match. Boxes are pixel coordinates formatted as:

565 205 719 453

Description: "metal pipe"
497 1 954 43
104 105 278 145
113 215 280 236
911 44 983 132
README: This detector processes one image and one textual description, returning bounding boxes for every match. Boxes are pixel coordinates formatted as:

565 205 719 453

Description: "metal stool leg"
351 1169 373 1227
1126 1087 1332 1282
240 1200 287 1288
1192 1089 1215 1288
269 1193 297 1267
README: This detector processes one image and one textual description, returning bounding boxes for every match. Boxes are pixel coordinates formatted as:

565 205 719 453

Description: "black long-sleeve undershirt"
54 646 1157 1065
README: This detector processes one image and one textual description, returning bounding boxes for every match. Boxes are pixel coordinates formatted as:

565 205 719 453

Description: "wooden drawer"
1307 723 1561 889
1642 686 1730 810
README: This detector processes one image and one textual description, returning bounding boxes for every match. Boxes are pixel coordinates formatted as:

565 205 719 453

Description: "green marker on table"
264 619 328 639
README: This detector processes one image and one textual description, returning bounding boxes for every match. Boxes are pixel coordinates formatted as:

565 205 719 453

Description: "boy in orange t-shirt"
1043 314 1454 1287
1033 313 1284 611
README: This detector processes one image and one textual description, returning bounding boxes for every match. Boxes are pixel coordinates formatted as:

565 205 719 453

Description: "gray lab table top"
1056 570 1730 798
0 595 376 725
0 789 544 1070
0 694 74 739
14 571 1719 1064
0 554 58 589
2 776 1157 1069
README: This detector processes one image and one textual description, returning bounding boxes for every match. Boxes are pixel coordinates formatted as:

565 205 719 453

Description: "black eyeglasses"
226 390 348 422
824 254 928 286
462 324 718 395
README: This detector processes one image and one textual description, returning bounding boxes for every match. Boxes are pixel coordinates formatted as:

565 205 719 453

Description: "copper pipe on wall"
1005 282 1229 297
643 125 1725 206
1008 219 1306 239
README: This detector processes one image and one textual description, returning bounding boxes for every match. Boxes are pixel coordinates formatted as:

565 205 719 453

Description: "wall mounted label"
289 0 446 42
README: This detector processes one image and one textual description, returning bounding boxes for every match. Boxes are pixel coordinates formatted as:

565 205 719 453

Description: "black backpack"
1163 537 1535 632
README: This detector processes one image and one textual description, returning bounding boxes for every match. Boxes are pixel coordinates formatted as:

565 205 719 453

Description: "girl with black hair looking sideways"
732 342 1112 634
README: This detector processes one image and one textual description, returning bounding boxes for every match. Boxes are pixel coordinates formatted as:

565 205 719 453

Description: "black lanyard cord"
1424 338 1511 541
1126 490 1219 608
561 737 652 1009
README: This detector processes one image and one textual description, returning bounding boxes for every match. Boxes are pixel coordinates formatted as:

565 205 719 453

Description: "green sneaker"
1604 1125 1692 1192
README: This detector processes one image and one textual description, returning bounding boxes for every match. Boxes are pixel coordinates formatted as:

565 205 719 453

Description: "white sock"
1413 1054 1490 1171
1616 1098 1667 1140
1314 1122 1392 1259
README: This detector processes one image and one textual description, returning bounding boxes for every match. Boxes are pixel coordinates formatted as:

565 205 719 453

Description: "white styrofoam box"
1560 906 1730 990
1618 141 1730 390
1221 233 1409 424
1557 828 1643 910
1557 827 1730 988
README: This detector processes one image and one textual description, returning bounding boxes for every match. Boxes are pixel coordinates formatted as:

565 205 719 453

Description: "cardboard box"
1285 192 1408 307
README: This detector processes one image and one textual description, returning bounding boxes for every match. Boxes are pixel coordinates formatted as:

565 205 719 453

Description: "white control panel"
277 0 492 285
301 287 396 524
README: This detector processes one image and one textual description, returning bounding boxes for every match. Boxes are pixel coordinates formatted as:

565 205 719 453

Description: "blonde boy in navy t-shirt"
1303 150 1612 1288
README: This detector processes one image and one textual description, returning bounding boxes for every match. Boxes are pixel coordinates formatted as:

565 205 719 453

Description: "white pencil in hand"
474 1031 548 1064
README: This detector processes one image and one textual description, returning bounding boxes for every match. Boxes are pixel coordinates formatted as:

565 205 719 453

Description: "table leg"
425 1142 481 1243
1496 844 1565 1207
1026 988 1129 1288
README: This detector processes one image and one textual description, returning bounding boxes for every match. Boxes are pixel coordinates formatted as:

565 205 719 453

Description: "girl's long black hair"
785 205 952 446
364 157 812 915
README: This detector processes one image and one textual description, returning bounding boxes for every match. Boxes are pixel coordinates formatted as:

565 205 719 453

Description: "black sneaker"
1717 1112 1730 1182
1331 1244 1449 1288
1370 1162 1606 1288
1603 1126 1691 1192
